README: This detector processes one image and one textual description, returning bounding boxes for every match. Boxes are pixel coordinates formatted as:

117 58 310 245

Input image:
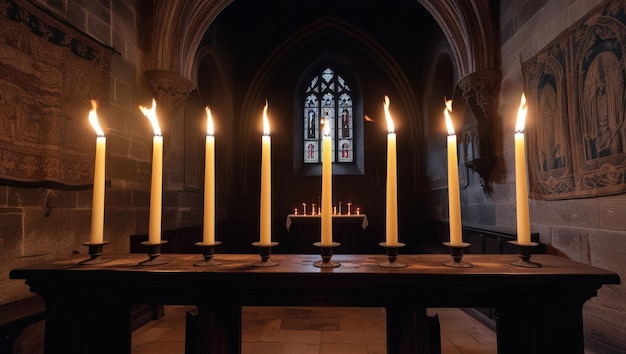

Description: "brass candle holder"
443 242 472 268
313 242 341 268
378 242 407 268
508 241 542 268
252 242 279 267
79 241 111 265
138 240 169 266
194 241 223 266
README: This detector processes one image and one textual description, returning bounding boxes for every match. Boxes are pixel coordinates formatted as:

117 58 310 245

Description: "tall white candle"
260 102 272 245
321 121 333 246
384 96 398 246
88 100 105 245
444 100 462 246
139 99 163 245
203 107 215 244
515 94 531 245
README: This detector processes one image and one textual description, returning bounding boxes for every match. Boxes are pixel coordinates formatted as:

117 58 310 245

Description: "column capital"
457 69 500 121
144 70 194 112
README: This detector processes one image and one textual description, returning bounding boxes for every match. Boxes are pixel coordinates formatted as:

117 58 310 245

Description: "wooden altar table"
10 253 620 354
285 214 369 230
284 214 371 253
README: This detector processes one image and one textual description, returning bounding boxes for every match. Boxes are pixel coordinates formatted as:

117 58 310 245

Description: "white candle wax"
89 101 106 245
140 99 163 245
90 135 106 244
260 103 271 245
149 135 163 244
384 96 398 246
321 122 333 246
445 100 462 246
203 108 215 244
515 94 531 245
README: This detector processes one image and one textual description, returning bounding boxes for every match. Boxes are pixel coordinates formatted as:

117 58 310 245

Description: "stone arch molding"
151 0 500 87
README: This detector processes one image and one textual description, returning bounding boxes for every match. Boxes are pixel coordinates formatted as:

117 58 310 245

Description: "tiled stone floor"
132 305 497 354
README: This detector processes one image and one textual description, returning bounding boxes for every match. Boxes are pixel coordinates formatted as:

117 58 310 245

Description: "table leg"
386 303 432 354
195 302 241 353
496 295 588 354
86 303 132 354
38 291 131 354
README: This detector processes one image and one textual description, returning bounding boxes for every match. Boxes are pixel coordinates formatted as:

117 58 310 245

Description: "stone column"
457 69 500 192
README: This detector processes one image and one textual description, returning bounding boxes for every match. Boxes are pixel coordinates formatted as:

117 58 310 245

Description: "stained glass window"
303 68 353 163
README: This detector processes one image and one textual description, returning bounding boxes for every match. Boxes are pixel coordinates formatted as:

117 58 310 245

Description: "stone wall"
0 0 204 305
478 0 624 351
422 0 625 351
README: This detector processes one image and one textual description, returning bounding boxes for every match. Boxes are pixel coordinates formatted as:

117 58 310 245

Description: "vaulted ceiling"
150 0 500 86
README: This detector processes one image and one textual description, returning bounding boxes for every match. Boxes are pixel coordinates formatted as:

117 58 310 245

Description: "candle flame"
384 95 394 133
139 98 161 136
515 93 527 133
324 119 331 136
444 99 455 135
89 100 104 136
262 100 270 136
206 106 214 136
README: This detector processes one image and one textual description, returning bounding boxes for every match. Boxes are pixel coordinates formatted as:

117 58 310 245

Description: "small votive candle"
312 203 316 215
333 206 337 215
294 208 298 215
347 202 352 215
356 208 360 215
302 203 306 215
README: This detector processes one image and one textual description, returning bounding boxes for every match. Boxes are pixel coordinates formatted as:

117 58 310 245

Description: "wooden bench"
0 295 45 354
417 221 545 255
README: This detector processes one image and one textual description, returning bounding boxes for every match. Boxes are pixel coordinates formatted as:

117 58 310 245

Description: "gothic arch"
237 16 420 144
151 0 500 88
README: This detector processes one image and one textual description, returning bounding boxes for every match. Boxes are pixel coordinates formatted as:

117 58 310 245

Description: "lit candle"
88 100 105 245
203 107 215 244
139 99 163 245
321 121 333 246
260 101 272 245
444 100 462 246
383 96 399 246
515 94 531 245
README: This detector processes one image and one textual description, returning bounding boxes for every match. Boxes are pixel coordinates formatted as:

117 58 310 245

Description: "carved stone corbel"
457 69 501 192
458 69 500 122
144 70 194 112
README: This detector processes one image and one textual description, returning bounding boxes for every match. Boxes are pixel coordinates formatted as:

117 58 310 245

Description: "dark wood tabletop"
10 253 620 354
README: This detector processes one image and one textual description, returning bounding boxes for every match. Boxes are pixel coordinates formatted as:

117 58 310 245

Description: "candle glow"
445 100 462 246
384 96 398 246
89 100 105 245
139 99 163 245
260 101 272 245
203 107 215 244
515 94 531 245
321 119 333 245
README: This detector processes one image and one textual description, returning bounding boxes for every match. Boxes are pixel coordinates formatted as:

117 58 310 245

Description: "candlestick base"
313 242 341 268
378 242 407 268
443 242 472 268
138 241 169 266
194 241 223 266
251 242 279 267
508 241 542 268
79 241 111 265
